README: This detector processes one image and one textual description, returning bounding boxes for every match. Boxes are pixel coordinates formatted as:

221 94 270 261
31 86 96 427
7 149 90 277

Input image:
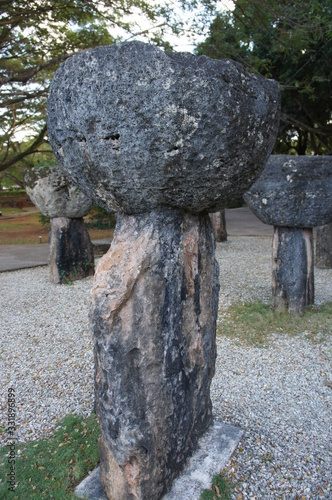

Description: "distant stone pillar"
245 155 332 314
316 222 332 269
24 166 94 284
209 210 227 242
49 217 94 284
272 227 314 313
47 41 280 499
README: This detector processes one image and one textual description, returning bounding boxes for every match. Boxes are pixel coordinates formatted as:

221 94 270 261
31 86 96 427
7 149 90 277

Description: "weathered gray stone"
47 41 280 214
272 227 314 314
49 217 94 284
316 222 332 269
244 155 332 228
91 208 219 499
209 210 227 242
24 166 93 218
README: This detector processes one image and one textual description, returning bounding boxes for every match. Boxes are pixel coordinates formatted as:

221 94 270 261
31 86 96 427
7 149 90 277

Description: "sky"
11 0 235 142
114 0 235 53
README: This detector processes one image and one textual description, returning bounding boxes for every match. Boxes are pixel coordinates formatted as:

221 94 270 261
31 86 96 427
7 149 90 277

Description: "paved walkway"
0 208 272 272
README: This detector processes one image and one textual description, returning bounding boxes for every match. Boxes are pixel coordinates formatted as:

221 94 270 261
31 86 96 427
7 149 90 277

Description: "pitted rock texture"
49 217 94 284
91 208 219 499
244 155 332 228
24 166 93 218
47 41 280 215
272 227 314 314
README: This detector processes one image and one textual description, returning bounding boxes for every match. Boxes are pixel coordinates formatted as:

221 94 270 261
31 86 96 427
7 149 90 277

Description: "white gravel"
0 235 331 498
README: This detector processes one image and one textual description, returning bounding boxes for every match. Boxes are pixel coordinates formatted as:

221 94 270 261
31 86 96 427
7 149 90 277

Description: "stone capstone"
24 166 93 218
244 155 332 228
47 41 280 214
91 208 219 499
49 217 94 284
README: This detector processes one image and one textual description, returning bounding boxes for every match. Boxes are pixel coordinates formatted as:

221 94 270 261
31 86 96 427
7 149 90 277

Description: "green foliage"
218 301 332 347
86 205 117 230
0 413 100 499
200 472 234 499
0 0 182 177
196 0 332 155
38 213 50 227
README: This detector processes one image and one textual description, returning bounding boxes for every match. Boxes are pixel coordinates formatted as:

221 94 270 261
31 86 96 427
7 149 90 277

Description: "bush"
86 205 116 229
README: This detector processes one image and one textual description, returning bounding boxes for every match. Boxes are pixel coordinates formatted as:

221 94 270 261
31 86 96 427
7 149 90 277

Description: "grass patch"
218 301 332 347
0 413 100 499
200 473 234 499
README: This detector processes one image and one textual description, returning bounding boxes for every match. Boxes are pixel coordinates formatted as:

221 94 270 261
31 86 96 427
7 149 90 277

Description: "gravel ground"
0 235 331 498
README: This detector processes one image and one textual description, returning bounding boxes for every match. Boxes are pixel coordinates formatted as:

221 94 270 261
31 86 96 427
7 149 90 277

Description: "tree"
196 0 332 155
0 0 179 179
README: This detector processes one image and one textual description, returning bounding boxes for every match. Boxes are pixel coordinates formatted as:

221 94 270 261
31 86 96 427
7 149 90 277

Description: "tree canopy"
196 0 332 155
0 0 179 181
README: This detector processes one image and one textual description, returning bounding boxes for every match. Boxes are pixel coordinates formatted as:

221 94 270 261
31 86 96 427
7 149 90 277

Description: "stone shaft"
315 222 332 269
209 210 227 242
272 227 314 313
90 209 220 499
49 217 94 284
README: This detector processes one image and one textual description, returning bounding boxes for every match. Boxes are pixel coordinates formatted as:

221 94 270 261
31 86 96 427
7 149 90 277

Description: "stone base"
49 216 94 284
75 421 243 500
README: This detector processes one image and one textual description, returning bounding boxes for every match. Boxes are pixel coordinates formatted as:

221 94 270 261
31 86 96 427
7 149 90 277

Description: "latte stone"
47 41 280 499
244 155 332 313
24 166 94 284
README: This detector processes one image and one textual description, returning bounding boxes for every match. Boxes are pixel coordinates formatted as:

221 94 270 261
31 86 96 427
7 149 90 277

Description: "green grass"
218 301 332 347
200 473 234 499
0 413 100 499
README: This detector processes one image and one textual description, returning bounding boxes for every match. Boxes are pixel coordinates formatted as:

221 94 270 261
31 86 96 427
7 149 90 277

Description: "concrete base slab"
75 421 242 500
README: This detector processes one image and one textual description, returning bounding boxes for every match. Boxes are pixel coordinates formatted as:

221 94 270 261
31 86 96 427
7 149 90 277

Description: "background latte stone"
24 166 93 218
47 41 281 215
244 155 332 228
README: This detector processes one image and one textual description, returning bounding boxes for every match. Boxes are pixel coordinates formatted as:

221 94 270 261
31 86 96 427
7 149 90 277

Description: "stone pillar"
46 41 281 498
92 209 219 499
49 217 94 284
316 222 332 269
272 227 314 314
209 210 227 242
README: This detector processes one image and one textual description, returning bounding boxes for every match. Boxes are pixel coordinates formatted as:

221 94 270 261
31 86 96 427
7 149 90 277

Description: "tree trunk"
315 222 332 269
272 226 314 314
